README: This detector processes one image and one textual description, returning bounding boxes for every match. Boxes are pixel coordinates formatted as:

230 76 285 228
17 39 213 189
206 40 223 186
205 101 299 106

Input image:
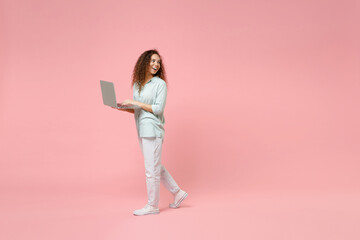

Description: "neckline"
145 76 156 85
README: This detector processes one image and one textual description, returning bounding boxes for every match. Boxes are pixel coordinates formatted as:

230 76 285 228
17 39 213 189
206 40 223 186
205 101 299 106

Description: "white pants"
138 137 180 208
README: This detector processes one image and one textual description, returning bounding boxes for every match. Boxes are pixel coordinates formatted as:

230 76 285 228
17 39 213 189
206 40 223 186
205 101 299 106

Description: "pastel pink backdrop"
1 0 359 239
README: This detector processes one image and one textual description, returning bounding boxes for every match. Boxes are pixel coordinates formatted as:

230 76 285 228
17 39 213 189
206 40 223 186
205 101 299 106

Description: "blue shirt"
133 76 167 139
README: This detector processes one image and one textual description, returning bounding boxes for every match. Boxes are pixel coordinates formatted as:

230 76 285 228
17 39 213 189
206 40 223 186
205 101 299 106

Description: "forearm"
136 101 153 113
122 108 135 114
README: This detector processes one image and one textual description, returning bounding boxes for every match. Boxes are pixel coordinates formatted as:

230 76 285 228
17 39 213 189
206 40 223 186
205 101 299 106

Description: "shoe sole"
133 210 160 216
169 192 188 208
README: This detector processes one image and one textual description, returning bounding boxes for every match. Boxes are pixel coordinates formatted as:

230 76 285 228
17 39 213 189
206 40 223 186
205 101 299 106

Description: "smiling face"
148 54 161 75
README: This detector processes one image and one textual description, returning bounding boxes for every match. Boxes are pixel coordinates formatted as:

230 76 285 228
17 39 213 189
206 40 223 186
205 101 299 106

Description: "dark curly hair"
131 49 167 94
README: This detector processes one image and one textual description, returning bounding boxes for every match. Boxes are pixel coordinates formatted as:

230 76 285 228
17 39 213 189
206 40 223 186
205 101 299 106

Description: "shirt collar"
146 76 156 84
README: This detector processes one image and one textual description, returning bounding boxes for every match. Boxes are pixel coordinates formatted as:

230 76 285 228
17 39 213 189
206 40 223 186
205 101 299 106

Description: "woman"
114 49 188 216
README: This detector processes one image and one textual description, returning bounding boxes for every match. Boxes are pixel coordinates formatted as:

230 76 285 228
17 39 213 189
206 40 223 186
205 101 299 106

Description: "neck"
145 73 154 83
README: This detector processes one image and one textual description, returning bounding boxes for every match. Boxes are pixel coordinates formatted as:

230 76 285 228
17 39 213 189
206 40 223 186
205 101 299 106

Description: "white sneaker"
169 189 188 208
133 204 160 216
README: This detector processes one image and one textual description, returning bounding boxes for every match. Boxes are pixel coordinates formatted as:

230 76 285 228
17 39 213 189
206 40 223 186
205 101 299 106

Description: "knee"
145 166 162 179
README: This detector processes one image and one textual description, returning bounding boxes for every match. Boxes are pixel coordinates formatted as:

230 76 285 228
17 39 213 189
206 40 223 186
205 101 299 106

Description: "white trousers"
138 137 180 208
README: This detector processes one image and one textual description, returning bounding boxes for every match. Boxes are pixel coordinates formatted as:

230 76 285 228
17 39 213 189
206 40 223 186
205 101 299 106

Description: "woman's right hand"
111 103 135 113
111 106 126 111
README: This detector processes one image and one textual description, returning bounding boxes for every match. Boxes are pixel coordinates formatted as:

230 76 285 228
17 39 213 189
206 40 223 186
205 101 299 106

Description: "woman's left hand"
121 99 138 106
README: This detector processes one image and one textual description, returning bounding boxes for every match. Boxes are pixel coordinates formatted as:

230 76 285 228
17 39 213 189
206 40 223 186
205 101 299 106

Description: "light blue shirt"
133 76 167 139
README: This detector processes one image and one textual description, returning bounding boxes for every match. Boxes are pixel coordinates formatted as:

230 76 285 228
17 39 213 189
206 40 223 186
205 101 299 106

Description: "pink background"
1 0 360 239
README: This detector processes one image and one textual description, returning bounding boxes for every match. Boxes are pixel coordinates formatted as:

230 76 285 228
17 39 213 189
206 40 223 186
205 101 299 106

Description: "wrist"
137 101 144 108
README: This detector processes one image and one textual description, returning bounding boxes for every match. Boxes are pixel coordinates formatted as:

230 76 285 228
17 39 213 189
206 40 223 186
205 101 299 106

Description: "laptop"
100 80 138 109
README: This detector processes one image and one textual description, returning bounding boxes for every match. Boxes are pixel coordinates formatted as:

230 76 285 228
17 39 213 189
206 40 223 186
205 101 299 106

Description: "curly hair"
131 49 167 94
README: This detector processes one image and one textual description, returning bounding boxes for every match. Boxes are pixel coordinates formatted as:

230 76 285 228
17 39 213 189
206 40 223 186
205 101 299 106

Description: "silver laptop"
100 80 138 109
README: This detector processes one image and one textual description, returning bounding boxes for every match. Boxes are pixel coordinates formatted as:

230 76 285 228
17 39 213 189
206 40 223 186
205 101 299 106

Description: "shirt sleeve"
132 84 137 100
151 81 167 115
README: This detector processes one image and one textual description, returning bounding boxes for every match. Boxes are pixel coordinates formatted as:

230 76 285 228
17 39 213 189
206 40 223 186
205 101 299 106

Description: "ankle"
173 189 181 195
